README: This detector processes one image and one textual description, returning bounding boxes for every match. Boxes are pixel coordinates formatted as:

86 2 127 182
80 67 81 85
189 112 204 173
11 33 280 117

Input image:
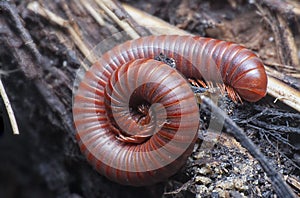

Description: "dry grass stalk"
0 79 19 135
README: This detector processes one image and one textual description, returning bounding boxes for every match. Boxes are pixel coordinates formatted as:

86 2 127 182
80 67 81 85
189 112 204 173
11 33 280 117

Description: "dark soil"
0 0 299 197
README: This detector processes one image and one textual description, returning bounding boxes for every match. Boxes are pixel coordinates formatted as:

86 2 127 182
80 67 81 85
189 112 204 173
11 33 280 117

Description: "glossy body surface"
73 35 267 186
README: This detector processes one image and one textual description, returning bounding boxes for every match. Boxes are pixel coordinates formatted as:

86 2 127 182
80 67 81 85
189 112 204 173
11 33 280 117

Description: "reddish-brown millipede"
73 35 267 186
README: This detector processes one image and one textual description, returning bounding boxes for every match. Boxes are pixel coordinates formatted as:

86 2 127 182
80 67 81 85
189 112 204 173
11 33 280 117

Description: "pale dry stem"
0 79 19 135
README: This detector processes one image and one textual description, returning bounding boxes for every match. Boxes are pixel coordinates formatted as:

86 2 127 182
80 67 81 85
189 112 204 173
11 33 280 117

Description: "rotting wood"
0 0 299 197
255 2 299 68
1 1 41 78
27 1 94 69
1 1 76 138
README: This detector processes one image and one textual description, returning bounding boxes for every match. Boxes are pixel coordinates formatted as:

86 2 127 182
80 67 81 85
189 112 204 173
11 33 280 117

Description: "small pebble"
195 176 212 185
198 166 212 175
216 179 234 190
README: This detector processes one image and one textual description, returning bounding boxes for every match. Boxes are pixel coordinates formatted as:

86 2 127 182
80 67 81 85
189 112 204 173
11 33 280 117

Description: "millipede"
72 35 267 186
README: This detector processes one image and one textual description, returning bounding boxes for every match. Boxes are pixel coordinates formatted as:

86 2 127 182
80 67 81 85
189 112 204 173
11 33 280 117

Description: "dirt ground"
0 0 300 197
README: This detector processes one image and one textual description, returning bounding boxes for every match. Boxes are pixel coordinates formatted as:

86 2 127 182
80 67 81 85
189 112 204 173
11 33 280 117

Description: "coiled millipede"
73 35 267 186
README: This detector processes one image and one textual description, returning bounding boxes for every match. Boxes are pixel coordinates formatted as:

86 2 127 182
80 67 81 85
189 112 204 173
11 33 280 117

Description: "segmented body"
73 35 267 186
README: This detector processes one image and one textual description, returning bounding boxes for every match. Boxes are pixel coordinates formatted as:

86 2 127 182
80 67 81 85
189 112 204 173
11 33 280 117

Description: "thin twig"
246 123 300 171
164 179 195 195
268 76 300 112
108 0 150 36
200 95 296 198
265 64 300 90
27 1 94 69
255 2 299 67
0 69 19 76
286 175 300 195
123 4 191 36
95 0 140 39
59 0 82 38
258 0 300 18
0 79 19 135
1 1 42 63
80 0 105 26
79 0 121 36
262 131 300 171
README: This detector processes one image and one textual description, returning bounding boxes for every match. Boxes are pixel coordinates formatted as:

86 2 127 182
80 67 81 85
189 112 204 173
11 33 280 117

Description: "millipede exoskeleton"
73 35 267 186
